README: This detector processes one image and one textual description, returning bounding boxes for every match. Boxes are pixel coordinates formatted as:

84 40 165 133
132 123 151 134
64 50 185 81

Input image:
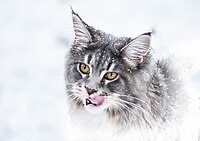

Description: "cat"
65 9 200 141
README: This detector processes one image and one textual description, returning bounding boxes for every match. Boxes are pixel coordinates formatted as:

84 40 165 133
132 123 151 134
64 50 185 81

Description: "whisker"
117 98 149 115
116 99 152 124
67 94 81 104
115 100 142 117
114 93 151 109
110 101 143 127
66 93 76 99
66 89 81 94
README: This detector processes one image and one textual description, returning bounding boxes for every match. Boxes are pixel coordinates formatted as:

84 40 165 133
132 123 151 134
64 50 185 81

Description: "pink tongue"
89 96 105 106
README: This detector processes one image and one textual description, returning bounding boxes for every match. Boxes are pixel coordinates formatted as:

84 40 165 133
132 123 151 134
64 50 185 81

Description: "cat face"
65 10 152 118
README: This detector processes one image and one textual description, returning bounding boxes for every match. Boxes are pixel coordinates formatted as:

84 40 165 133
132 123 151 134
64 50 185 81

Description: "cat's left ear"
71 10 92 49
120 32 151 66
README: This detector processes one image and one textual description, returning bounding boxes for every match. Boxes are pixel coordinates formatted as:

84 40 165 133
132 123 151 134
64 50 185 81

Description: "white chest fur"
67 103 200 141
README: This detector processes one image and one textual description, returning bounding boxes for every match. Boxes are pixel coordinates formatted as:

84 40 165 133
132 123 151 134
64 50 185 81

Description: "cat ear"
71 9 92 49
120 32 151 65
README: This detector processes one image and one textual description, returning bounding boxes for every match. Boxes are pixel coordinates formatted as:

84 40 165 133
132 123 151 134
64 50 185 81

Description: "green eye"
79 63 90 74
104 72 118 80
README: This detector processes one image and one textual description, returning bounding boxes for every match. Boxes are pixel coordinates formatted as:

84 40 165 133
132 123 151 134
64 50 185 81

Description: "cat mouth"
85 96 105 107
86 99 97 106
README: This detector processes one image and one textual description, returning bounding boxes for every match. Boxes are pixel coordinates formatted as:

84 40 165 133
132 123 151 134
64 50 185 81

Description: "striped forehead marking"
84 54 89 64
87 54 92 64
90 54 96 65
108 63 115 71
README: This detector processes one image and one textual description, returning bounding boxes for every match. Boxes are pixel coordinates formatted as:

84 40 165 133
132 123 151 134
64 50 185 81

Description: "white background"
0 0 200 141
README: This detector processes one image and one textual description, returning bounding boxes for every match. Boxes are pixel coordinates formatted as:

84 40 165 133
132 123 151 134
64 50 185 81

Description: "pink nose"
86 96 105 106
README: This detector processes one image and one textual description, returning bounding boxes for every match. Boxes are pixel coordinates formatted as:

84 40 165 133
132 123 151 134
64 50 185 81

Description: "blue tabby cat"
65 10 200 141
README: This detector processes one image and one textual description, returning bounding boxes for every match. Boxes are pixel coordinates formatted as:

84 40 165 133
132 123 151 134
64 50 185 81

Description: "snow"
0 0 200 141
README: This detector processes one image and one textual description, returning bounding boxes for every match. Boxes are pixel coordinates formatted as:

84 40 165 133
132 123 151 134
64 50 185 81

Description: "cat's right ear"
71 9 92 50
120 32 151 67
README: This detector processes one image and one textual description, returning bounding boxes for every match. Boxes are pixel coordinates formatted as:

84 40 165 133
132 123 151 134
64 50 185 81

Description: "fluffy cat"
65 10 200 141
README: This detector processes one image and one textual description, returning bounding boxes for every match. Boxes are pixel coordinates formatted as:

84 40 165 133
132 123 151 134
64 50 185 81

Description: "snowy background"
0 0 200 141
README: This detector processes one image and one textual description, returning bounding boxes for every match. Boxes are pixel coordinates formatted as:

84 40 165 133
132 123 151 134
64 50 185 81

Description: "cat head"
66 10 154 123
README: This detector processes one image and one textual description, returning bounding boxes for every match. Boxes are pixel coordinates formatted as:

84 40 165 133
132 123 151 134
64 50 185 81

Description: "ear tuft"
141 32 152 37
71 9 92 49
120 33 151 66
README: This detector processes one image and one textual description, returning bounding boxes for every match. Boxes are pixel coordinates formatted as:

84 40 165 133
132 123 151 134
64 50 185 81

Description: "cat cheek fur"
106 78 122 92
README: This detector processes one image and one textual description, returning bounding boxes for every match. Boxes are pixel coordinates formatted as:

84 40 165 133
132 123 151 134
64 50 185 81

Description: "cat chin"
84 104 106 114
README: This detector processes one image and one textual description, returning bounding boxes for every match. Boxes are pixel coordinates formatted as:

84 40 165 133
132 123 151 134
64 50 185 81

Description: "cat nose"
85 86 97 95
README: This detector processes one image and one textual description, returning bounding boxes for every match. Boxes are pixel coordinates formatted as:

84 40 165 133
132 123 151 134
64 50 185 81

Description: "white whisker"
114 93 151 109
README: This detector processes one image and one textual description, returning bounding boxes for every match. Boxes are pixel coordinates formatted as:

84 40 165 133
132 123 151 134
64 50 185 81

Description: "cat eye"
79 63 90 74
104 72 118 80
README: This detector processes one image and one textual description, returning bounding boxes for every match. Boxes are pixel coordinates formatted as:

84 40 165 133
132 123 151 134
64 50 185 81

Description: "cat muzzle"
85 96 105 106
